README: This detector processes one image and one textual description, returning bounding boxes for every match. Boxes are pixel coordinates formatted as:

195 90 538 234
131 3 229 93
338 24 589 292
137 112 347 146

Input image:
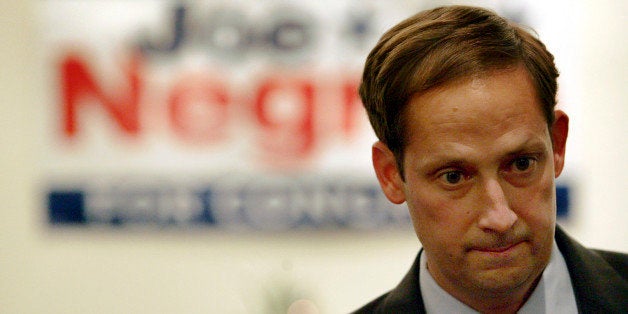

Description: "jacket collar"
554 226 628 312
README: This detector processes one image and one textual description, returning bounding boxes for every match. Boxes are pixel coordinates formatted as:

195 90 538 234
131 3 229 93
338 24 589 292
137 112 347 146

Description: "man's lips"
470 241 524 253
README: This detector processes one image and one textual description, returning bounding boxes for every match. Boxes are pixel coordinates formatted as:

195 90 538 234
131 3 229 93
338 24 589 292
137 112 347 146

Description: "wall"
1 1 625 313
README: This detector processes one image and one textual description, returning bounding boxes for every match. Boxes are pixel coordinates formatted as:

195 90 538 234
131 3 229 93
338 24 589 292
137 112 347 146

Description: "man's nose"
477 178 517 233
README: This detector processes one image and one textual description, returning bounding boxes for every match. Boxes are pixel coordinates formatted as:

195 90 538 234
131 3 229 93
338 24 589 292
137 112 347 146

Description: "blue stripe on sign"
48 190 86 224
556 185 570 218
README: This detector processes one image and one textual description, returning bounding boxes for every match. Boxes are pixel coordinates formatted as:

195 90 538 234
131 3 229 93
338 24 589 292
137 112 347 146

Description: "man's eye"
441 171 463 184
512 157 535 172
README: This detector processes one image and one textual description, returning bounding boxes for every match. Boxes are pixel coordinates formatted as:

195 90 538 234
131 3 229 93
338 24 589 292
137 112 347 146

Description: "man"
354 5 627 313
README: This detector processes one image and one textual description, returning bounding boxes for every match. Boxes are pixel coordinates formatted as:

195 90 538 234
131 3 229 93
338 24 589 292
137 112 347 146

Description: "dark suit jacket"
352 226 628 313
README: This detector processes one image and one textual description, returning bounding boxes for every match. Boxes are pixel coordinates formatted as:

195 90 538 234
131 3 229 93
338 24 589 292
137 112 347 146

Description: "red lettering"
254 76 315 160
60 53 142 137
56 50 368 168
168 74 230 143
342 80 362 136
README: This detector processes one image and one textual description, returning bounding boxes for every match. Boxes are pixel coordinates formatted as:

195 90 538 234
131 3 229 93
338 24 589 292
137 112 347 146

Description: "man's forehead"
407 66 543 124
409 65 524 101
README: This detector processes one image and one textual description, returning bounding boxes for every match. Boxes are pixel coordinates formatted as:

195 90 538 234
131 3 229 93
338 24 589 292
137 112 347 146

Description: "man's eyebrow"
426 158 466 168
417 156 473 174
504 139 549 156
418 139 549 169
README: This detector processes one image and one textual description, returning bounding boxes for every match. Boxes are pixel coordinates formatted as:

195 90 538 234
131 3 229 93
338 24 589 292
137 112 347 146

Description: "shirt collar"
419 241 578 313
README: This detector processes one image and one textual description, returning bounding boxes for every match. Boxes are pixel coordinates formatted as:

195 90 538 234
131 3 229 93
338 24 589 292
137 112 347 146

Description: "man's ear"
372 141 406 204
551 110 569 178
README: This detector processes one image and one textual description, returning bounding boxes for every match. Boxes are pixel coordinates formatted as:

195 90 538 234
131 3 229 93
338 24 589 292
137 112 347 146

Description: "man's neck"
440 274 542 314
461 275 541 314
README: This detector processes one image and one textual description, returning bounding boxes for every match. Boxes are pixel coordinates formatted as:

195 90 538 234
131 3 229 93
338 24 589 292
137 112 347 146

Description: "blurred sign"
40 1 570 230
40 1 414 229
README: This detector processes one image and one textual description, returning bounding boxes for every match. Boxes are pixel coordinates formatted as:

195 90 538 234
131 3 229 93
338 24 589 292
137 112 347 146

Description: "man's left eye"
513 157 534 172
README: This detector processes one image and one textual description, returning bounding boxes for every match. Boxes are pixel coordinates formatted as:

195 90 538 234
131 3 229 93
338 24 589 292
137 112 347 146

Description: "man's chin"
465 264 541 296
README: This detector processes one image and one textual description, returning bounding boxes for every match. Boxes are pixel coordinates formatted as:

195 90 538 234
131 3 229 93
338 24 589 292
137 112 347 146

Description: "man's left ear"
551 110 569 177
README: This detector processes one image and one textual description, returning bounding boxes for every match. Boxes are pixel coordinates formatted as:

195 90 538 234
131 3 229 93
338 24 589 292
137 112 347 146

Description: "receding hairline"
407 63 527 102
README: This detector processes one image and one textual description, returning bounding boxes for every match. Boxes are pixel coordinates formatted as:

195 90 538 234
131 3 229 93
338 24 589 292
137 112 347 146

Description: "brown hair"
359 5 559 178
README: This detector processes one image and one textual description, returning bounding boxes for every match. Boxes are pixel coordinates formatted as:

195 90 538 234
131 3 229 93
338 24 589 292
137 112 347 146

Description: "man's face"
372 66 568 302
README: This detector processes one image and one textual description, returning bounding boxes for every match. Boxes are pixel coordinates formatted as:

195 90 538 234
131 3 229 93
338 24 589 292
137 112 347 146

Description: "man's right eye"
441 171 463 184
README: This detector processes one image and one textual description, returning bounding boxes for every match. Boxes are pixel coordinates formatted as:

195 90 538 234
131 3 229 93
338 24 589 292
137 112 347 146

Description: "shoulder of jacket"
592 249 628 281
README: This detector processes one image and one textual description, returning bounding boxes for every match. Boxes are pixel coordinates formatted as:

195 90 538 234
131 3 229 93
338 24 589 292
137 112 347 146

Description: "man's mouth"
477 243 517 252
471 241 526 255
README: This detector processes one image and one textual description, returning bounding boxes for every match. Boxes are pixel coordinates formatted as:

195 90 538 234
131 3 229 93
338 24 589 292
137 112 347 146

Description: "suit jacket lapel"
367 249 426 313
554 225 628 312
